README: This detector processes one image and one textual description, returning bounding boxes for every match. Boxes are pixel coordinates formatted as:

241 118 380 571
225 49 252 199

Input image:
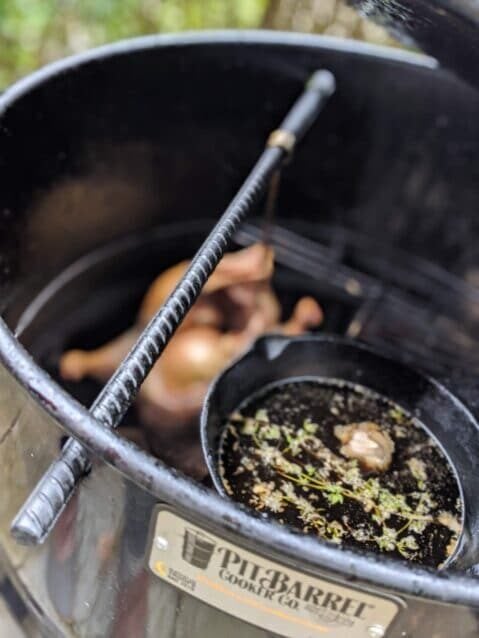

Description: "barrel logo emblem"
182 528 217 569
149 507 403 638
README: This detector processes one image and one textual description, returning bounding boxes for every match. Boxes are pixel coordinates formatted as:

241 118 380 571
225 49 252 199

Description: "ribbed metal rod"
11 69 335 546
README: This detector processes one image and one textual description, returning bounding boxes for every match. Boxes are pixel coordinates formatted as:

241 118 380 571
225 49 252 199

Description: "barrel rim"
0 30 436 115
1 31 477 607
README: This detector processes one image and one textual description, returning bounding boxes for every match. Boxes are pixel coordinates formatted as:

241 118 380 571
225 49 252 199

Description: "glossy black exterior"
351 0 479 88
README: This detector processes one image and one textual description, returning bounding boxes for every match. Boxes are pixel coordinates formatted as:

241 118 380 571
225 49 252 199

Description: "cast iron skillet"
201 334 479 570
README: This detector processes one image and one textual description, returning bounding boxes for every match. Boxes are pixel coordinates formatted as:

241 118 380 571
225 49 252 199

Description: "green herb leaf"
303 418 318 434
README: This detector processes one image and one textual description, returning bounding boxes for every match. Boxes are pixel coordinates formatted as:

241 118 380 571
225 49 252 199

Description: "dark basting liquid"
218 378 463 568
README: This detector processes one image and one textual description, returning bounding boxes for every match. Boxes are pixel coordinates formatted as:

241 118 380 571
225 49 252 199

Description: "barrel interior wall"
3 35 479 638
1 42 479 325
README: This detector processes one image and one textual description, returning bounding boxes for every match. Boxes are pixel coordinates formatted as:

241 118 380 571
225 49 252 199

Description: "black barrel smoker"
1 2 479 637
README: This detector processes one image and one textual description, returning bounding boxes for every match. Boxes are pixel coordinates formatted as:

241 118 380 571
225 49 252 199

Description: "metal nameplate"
148 508 402 638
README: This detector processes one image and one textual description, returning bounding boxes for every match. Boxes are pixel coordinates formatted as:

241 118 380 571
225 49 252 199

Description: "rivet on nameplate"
155 536 169 551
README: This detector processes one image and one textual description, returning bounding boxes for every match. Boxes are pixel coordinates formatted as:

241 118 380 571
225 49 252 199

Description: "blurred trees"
262 0 395 45
0 0 268 85
0 0 395 87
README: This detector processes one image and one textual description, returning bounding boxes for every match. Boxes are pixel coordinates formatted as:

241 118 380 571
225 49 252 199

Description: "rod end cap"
307 69 336 97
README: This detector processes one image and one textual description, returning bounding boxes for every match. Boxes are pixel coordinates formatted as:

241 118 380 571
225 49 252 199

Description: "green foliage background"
0 0 396 87
0 0 269 86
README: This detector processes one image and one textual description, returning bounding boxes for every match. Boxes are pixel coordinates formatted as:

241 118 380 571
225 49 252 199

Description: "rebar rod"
11 69 335 546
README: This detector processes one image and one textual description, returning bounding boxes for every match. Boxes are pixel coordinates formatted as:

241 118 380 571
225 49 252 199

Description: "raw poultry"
60 243 323 434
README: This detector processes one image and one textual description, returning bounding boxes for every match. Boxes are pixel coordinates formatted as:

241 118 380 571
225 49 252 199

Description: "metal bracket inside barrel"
10 69 336 547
